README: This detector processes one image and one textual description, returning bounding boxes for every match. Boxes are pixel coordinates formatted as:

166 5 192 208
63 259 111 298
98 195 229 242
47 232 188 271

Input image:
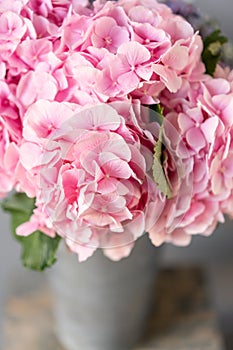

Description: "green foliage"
202 29 228 76
20 231 61 271
2 193 35 241
151 106 172 199
146 103 164 124
2 193 60 271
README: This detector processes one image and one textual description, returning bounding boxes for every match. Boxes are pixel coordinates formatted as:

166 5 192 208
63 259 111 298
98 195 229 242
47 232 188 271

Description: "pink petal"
148 227 166 246
94 17 116 38
83 210 114 226
162 44 189 71
153 64 182 93
186 127 206 151
178 113 195 132
211 173 223 195
201 116 219 143
117 70 140 92
103 238 135 261
66 239 96 262
70 104 121 131
205 78 230 95
4 142 19 170
20 142 42 170
16 221 38 237
124 211 145 239
99 153 132 179
97 177 118 193
118 41 150 66
169 229 192 246
135 64 153 80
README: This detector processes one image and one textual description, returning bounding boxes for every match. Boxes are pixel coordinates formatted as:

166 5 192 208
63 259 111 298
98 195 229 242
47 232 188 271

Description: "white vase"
47 235 161 350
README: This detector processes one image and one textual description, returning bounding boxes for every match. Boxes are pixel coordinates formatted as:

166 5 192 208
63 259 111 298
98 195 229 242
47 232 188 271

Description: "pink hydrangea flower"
0 0 28 14
37 103 163 261
91 16 130 53
15 100 80 197
210 149 233 199
96 41 152 97
149 68 233 246
0 116 19 198
221 191 233 219
0 81 19 120
16 68 58 111
61 14 92 50
0 0 232 262
0 11 26 60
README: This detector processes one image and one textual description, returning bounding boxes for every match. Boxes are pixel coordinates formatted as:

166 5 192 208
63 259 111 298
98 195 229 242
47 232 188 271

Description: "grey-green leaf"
152 125 172 199
21 232 61 271
202 29 228 76
2 192 35 214
2 193 35 242
2 192 61 271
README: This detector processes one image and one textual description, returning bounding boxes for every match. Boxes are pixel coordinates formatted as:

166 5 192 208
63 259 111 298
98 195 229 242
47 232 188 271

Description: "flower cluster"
1 0 233 266
149 64 233 245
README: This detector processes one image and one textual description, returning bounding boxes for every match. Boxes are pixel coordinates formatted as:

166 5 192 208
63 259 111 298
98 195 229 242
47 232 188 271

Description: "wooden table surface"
3 268 225 350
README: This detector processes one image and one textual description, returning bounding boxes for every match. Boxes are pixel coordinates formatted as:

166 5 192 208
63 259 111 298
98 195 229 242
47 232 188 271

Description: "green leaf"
2 193 35 242
144 103 164 125
153 104 164 114
2 192 61 271
152 122 172 199
202 29 228 76
2 192 35 214
21 232 61 271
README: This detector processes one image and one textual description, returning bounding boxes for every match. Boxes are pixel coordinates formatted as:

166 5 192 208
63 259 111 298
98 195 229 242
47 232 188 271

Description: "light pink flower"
132 81 164 104
178 199 224 237
16 203 55 238
91 16 130 53
97 41 152 97
15 100 80 196
39 104 162 261
15 38 61 70
61 53 109 104
148 69 233 247
148 132 194 246
127 5 159 25
23 100 79 144
0 62 6 79
61 15 92 50
149 196 224 247
0 116 19 198
0 81 19 120
153 35 205 93
132 23 170 56
16 68 58 110
0 11 26 60
0 0 232 262
117 41 152 81
177 107 219 156
221 191 233 219
210 148 233 199
158 14 194 42
26 0 84 27
0 0 28 14
214 65 233 86
198 78 233 128
118 0 172 19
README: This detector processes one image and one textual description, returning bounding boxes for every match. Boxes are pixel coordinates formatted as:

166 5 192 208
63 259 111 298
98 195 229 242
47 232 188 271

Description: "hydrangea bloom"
18 102 165 261
0 0 232 264
149 65 233 246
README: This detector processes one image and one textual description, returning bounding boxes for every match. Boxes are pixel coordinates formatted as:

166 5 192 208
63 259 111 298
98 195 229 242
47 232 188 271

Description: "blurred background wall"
0 0 233 346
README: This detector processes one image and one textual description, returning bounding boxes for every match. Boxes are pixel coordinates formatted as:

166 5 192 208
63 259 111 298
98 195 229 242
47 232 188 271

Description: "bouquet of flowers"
1 0 233 270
